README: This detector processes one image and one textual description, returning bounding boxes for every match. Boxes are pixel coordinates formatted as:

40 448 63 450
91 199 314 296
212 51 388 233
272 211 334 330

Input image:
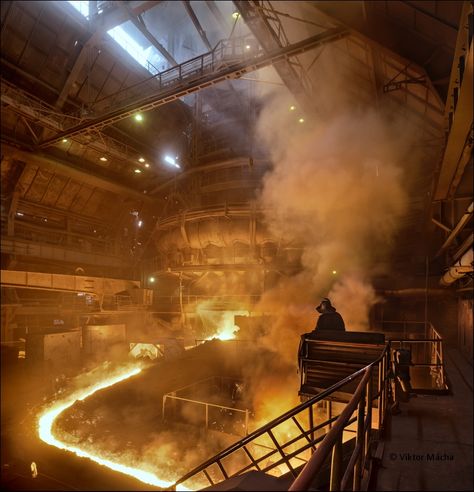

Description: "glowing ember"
37 365 192 490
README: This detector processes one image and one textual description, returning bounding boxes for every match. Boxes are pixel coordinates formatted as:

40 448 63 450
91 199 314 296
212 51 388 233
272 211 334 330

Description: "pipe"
379 289 450 297
440 248 473 286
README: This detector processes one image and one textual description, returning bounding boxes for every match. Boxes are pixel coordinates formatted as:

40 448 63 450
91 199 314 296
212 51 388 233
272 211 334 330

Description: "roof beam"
205 1 231 35
3 144 154 203
55 1 162 109
182 0 212 51
119 1 177 66
233 0 317 113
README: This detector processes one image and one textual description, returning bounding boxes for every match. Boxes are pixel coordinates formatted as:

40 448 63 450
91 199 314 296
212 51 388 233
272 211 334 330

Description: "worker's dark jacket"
314 311 345 332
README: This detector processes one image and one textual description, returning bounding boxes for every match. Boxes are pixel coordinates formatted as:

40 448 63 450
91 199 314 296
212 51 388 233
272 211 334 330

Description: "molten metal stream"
37 365 190 490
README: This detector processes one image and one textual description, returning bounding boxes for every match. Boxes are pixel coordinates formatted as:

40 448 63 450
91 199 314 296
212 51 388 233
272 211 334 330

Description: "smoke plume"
250 49 421 395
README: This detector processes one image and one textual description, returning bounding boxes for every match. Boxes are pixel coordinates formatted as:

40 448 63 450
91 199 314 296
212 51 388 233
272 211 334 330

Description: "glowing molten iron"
37 365 190 490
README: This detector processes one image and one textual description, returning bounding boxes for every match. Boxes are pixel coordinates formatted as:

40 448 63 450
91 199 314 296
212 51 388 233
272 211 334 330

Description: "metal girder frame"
234 0 316 113
38 27 348 147
119 1 177 67
434 2 473 201
3 144 153 203
183 0 212 51
1 79 159 174
205 1 231 34
54 1 162 109
435 202 474 257
182 1 245 113
310 5 445 110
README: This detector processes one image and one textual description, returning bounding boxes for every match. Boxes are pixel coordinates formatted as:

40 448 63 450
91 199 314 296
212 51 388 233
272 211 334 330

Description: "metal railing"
162 395 251 437
389 322 447 390
89 34 260 115
168 345 391 491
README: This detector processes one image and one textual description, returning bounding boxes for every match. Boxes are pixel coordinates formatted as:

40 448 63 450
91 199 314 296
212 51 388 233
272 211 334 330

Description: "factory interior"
1 1 473 491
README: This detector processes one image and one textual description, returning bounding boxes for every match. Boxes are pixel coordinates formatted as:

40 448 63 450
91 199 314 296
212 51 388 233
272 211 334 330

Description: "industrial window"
67 1 167 75
68 1 90 18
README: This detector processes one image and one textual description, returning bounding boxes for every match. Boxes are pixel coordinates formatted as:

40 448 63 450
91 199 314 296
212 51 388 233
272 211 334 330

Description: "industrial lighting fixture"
100 156 107 161
62 138 68 143
289 105 295 111
164 155 181 169
149 277 155 283
134 113 143 122
144 163 150 168
232 11 240 19
16 212 24 216
245 45 251 50
332 270 337 275
298 117 305 123
138 157 145 162
134 169 142 173
138 220 143 227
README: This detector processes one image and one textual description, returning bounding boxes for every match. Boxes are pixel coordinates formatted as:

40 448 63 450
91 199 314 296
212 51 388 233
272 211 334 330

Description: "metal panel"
83 323 126 356
43 330 82 369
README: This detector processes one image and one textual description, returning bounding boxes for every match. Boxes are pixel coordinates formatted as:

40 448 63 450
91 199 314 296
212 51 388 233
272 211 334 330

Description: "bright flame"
36 365 189 489
202 310 248 341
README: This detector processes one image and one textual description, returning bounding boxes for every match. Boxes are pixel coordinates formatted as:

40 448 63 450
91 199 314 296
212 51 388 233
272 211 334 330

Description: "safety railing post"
327 399 332 431
377 359 383 431
365 368 373 455
353 386 366 490
329 434 343 491
309 405 314 443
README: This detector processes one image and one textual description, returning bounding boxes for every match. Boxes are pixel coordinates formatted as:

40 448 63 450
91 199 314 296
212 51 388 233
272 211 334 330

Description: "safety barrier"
168 345 391 491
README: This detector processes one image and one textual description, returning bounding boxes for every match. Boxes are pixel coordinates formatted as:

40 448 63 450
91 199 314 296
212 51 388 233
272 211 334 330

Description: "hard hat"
316 298 335 313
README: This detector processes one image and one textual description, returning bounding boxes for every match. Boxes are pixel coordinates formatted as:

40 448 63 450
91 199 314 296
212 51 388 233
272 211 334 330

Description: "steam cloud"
246 44 425 419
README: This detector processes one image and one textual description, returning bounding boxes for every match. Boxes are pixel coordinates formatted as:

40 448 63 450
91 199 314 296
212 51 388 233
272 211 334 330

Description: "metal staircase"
167 345 391 491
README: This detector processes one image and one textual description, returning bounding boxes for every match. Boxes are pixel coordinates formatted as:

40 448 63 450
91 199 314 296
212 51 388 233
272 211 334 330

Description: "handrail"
169 344 390 490
289 368 372 491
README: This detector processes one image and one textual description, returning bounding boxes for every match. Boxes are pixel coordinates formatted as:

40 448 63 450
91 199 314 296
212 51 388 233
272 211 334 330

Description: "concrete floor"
375 346 473 491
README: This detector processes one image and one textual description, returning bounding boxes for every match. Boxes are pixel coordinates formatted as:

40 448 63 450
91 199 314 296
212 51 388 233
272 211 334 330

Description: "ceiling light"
149 277 155 283
289 105 295 111
100 156 107 161
232 12 240 19
138 157 145 162
16 212 24 216
245 45 251 50
134 169 142 173
298 118 305 123
164 155 181 169
62 138 68 143
138 220 143 227
144 163 150 168
332 270 337 275
134 113 143 122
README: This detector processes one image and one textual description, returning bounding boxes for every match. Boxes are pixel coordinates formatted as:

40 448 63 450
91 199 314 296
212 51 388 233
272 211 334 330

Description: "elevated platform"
375 346 473 491
298 331 386 401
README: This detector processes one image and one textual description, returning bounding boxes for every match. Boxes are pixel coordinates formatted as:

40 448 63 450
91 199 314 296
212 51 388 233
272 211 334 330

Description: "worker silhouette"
313 298 345 332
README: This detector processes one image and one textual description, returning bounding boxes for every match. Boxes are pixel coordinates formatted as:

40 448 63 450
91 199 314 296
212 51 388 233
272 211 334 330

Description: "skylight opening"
66 1 166 76
68 1 90 19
